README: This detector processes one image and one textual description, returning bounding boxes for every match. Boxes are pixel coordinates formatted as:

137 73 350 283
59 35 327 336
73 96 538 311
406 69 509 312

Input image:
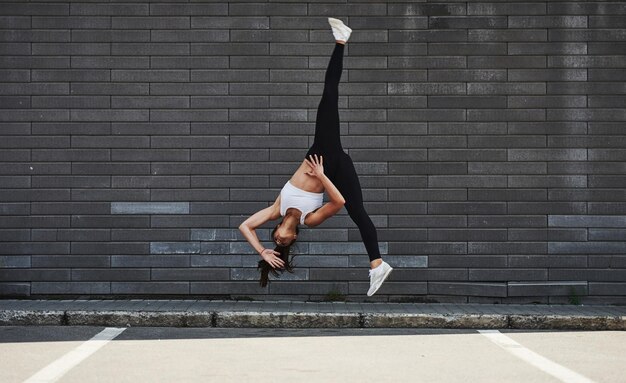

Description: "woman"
239 18 393 296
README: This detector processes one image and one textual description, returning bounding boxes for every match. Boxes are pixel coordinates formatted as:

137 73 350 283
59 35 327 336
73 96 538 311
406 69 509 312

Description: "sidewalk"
1 299 624 330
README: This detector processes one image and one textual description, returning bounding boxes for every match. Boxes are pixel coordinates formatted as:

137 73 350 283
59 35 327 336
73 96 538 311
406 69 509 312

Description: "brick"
191 281 264 295
0 149 30 162
31 282 110 295
547 162 626 174
508 281 587 297
508 255 587 268
509 228 587 241
112 282 189 294
269 281 348 295
0 242 69 255
468 242 547 255
429 149 507 161
509 16 587 28
588 203 626 214
589 176 626 188
549 242 626 254
549 215 626 228
309 242 388 255
389 215 466 228
589 16 626 28
0 255 30 268
388 109 465 122
429 202 506 214
469 162 546 175
432 69 508 83
428 229 506 241
0 203 30 215
428 43 506 55
111 202 189 215
391 268 465 281
150 242 201 254
469 215 546 228
389 82 465 95
0 283 30 296
468 109 545 121
508 149 587 161
390 163 466 175
72 188 149 201
429 176 507 188
549 189 626 202
428 95 506 108
32 255 109 268
468 30 546 43
278 255 347 268
350 281 427 295
548 108 626 121
0 269 69 281
429 282 507 297
349 149 426 162
0 176 29 187
389 242 467 255
232 267 307 281
112 176 190 189
151 3 227 16
549 269 626 282
548 81 626 94
72 242 148 255
72 268 150 281
588 283 626 296
428 122 506 135
302 228 348 242
153 268 230 281
428 255 506 268
33 149 109 162
547 2 626 15
389 188 466 201
508 176 587 188
386 3 465 16
511 95 587 109
469 268 547 281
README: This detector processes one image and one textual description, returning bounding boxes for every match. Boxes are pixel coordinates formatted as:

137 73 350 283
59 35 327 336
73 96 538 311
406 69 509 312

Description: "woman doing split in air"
239 18 393 296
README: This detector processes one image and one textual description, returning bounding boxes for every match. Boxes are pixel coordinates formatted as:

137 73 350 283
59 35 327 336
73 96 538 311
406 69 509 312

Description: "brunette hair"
257 222 300 287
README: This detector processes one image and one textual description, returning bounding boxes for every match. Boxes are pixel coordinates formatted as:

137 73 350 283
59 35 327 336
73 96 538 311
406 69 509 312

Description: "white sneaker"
328 17 352 42
367 260 393 296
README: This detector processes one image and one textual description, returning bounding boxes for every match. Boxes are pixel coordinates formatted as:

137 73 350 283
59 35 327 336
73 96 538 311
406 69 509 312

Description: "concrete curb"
509 314 626 331
362 313 509 329
1 309 624 330
0 310 66 326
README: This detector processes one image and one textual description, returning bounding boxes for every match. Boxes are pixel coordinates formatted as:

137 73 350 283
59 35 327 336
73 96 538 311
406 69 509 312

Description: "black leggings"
305 43 382 262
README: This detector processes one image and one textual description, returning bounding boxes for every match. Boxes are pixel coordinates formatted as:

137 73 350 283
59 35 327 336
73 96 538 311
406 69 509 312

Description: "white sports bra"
279 180 324 225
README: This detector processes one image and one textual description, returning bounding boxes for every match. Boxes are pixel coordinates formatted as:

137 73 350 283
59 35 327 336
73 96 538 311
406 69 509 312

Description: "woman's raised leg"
312 42 344 151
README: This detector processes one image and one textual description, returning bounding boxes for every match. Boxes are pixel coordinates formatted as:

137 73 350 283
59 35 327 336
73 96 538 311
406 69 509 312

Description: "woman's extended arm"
303 154 345 227
238 195 285 268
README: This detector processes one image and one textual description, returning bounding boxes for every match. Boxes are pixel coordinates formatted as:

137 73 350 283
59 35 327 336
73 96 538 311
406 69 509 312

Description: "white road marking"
23 327 126 383
478 330 597 383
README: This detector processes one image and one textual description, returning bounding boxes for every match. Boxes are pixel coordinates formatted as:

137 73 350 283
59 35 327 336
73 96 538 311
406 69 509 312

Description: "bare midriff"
288 158 325 193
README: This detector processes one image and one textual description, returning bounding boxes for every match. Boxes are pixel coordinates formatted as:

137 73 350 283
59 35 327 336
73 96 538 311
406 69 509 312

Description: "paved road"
1 326 624 383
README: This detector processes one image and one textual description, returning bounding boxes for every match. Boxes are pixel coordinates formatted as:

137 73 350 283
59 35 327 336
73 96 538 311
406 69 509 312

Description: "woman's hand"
260 248 285 269
304 154 324 178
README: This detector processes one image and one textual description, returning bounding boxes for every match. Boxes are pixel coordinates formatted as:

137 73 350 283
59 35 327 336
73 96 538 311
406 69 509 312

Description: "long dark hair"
257 223 300 287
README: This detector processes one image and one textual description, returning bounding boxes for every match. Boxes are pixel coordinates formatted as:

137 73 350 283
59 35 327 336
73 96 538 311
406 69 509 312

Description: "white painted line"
478 330 597 383
23 327 126 383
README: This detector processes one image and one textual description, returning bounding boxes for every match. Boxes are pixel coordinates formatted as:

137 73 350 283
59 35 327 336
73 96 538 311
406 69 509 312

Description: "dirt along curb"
1 309 624 330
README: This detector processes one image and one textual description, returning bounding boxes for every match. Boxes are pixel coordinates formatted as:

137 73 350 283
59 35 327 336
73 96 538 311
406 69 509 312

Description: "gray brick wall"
1 1 626 304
